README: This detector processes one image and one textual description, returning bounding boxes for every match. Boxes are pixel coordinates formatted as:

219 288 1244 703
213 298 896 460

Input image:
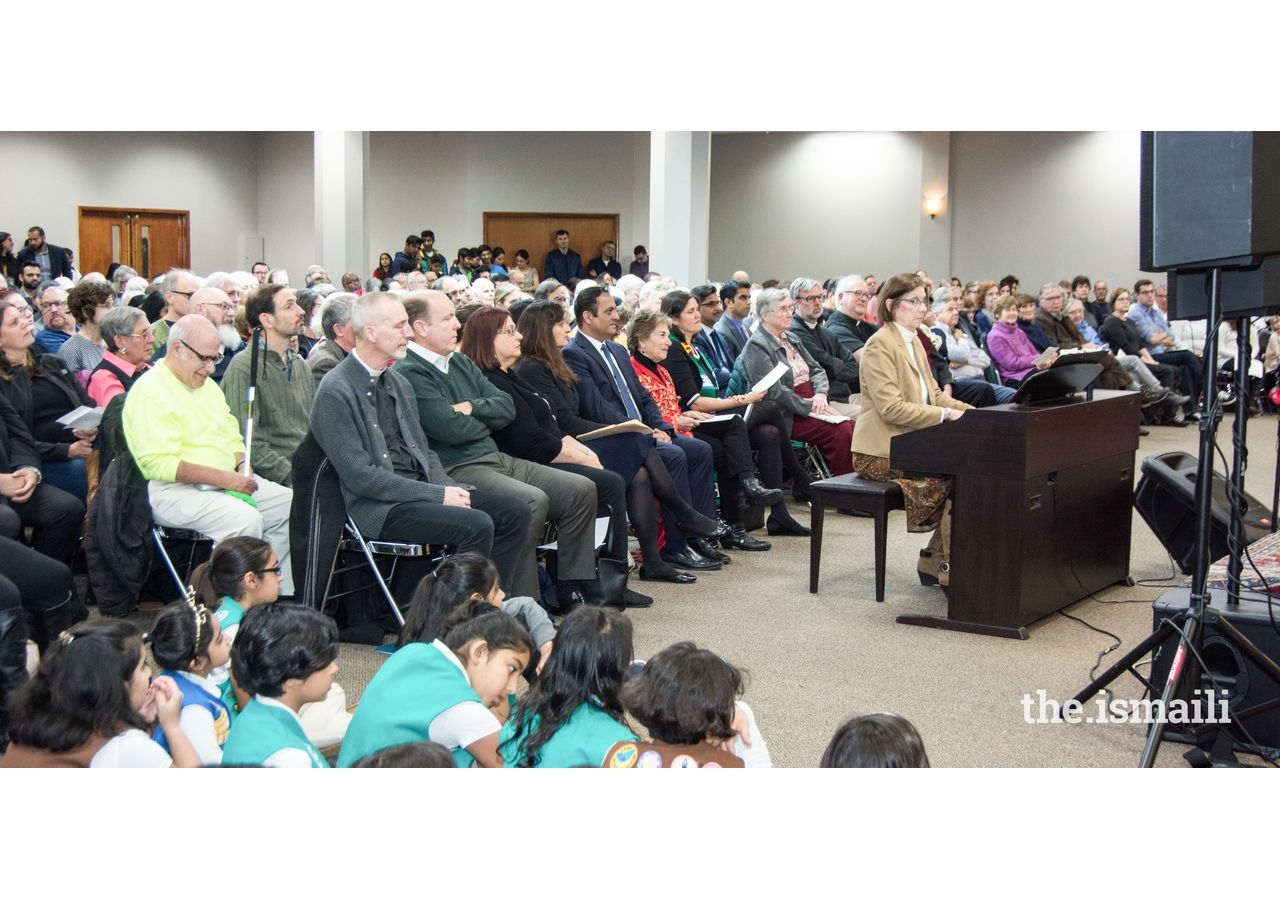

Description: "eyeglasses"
39 299 68 310
901 298 929 308
180 339 224 365
797 294 824 304
498 327 519 336
168 289 196 299
256 565 283 577
128 329 153 341
843 290 872 300
699 299 723 308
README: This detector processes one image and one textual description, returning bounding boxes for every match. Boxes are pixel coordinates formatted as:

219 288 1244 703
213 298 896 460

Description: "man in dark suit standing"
14 227 73 282
586 241 622 282
562 286 725 571
543 229 582 287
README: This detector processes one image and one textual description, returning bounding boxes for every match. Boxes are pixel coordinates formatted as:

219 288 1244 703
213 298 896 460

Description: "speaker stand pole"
1226 317 1252 606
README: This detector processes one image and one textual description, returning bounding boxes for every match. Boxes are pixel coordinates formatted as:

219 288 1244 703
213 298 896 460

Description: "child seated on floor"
337 602 533 768
195 536 350 747
1 621 201 768
819 712 930 768
397 552 556 677
220 604 340 768
499 605 635 768
149 598 233 766
604 641 773 769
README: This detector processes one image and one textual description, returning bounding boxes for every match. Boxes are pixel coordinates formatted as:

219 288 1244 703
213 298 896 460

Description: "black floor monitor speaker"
1140 131 1280 272
1132 451 1271 575
1150 588 1280 756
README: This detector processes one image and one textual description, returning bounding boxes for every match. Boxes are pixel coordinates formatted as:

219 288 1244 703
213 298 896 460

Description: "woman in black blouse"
505 301 717 584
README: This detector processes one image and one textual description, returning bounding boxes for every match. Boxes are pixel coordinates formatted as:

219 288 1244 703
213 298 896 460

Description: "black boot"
0 607 30 753
740 474 784 508
28 590 88 655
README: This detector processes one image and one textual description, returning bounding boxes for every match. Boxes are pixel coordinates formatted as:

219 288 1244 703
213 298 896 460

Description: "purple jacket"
986 321 1041 384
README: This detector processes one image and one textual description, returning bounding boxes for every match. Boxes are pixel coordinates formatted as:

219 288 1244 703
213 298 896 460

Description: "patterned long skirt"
851 452 951 533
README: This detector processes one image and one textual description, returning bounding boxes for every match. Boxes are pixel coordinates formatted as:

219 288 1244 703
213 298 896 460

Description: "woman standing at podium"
851 273 971 587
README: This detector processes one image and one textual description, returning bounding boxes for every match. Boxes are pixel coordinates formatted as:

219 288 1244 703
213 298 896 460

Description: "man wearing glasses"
33 285 74 352
151 269 200 353
150 286 243 382
786 277 861 415
825 274 879 356
123 314 295 596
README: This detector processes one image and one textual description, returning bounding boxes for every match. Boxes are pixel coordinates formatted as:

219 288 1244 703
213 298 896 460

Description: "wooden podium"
890 392 1141 639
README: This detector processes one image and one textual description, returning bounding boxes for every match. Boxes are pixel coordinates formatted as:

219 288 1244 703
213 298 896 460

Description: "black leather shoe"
690 537 732 564
766 515 811 537
741 475 784 508
622 587 655 608
660 548 722 571
720 526 771 551
638 564 697 584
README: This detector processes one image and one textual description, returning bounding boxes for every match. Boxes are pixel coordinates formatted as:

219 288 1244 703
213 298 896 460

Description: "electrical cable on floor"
1059 610 1123 693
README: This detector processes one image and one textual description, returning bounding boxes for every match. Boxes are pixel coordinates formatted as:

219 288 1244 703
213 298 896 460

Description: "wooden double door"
482 212 618 282
79 206 190 279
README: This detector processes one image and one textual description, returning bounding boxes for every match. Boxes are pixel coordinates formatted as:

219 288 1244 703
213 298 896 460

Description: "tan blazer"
850 324 971 459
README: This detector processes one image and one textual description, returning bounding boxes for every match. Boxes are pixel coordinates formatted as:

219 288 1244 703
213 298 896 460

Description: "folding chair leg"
347 518 405 627
152 528 192 600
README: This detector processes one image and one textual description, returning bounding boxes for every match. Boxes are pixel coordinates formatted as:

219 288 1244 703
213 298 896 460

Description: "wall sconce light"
925 196 942 219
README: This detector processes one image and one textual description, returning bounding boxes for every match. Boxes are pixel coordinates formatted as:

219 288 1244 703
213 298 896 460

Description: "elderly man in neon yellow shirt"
123 314 294 594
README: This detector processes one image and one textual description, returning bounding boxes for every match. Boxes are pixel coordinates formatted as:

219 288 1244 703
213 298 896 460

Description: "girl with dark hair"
397 551 555 675
191 535 278 715
221 603 340 768
498 605 635 768
513 300 717 584
338 602 533 768
507 249 537 291
372 252 395 283
148 598 233 765
607 641 771 769
819 712 930 768
0 232 18 285
0 620 201 768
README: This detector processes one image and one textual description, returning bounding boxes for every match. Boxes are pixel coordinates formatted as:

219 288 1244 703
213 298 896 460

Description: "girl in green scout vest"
193 536 281 717
149 597 233 766
396 553 556 679
221 604 339 768
337 603 533 768
498 605 637 768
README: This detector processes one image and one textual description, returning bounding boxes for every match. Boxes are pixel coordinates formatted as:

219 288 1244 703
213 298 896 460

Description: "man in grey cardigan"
308 293 529 590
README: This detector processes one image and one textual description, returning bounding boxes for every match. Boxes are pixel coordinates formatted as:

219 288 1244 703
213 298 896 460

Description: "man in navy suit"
690 284 735 392
562 286 726 571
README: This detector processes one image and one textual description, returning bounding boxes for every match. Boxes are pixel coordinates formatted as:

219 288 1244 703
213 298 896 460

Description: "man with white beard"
150 285 243 382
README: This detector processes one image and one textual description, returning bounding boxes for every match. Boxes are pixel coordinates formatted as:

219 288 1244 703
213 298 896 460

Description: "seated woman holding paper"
739 287 856 480
510 300 718 584
986 294 1060 386
629 305 779 548
0 294 96 502
850 273 972 588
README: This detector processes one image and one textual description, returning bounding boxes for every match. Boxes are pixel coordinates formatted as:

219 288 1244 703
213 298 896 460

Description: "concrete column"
313 131 368 282
649 131 711 285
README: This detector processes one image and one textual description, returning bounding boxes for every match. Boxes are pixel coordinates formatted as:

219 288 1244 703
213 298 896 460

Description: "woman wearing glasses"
851 273 972 588
86 306 154 408
0 295 97 503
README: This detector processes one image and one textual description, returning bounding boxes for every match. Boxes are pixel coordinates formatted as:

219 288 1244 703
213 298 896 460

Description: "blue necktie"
601 344 643 421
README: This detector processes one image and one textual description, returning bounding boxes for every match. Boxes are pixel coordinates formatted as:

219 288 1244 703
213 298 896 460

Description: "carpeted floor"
108 410 1280 768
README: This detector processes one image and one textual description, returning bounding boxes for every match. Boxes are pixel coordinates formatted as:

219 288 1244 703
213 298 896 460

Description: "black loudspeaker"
1132 451 1271 575
1150 588 1280 755
1166 257 1280 321
1140 131 1280 272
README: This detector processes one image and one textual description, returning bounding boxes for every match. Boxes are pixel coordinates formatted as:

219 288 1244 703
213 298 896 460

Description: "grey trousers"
448 453 598 598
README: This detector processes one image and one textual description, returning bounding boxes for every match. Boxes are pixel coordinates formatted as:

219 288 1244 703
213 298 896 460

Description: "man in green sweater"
222 284 313 487
394 291 605 605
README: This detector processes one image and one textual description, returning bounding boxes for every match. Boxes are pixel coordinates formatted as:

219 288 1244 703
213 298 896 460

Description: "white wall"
709 131 930 283
255 132 315 280
0 132 259 276
363 132 648 275
950 131 1145 291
